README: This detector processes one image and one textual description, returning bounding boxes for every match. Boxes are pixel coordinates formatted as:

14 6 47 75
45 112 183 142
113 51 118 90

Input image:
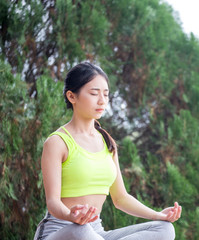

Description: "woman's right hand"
69 204 98 225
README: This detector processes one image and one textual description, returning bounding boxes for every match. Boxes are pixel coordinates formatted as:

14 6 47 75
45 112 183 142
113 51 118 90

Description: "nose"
98 94 106 105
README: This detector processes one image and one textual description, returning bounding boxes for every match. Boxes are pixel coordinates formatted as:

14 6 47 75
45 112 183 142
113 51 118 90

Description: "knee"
71 224 103 240
71 224 91 240
158 221 175 240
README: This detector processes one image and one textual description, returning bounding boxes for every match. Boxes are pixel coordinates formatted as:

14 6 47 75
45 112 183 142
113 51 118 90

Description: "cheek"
79 95 94 107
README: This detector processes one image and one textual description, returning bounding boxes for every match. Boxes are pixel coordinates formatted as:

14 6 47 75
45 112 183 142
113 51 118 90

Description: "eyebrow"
90 88 109 92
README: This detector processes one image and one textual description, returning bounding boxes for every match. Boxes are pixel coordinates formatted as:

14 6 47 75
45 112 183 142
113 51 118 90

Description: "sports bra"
49 127 117 197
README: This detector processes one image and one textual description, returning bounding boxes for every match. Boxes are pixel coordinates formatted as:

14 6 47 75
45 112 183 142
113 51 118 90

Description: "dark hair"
63 62 116 154
63 62 108 109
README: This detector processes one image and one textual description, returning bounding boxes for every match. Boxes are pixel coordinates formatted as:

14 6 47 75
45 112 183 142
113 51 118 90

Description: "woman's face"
73 75 109 120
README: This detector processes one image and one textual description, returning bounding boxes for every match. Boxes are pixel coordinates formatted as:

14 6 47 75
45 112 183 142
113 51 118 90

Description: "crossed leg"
101 221 175 240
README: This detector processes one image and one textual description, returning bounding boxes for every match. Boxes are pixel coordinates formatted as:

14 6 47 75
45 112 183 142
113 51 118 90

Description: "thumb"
71 204 85 213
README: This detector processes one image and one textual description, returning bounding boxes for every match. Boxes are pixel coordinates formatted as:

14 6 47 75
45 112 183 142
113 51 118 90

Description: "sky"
165 0 199 37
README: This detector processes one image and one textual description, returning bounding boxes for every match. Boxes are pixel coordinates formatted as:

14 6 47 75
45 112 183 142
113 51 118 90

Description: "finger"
79 207 96 225
168 202 178 217
172 204 182 221
166 210 174 221
79 207 93 224
86 207 96 219
174 202 179 209
172 208 178 220
176 206 182 219
74 206 89 223
169 208 179 222
166 208 178 222
171 202 178 212
71 204 85 212
88 214 98 223
71 205 87 217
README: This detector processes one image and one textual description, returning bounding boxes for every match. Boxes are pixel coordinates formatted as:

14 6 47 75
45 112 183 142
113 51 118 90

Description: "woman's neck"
66 115 96 135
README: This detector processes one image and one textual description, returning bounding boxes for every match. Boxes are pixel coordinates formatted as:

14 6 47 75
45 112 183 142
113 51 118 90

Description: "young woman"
34 62 181 240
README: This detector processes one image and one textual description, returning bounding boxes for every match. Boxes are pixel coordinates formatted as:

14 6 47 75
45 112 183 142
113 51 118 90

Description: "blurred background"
1 0 199 239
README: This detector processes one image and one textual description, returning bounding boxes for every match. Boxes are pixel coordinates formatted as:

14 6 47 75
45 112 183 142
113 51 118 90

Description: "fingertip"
76 204 84 209
87 214 98 223
93 215 99 221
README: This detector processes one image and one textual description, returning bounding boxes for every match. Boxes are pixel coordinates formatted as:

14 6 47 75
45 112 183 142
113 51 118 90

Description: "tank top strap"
60 126 76 143
48 130 76 153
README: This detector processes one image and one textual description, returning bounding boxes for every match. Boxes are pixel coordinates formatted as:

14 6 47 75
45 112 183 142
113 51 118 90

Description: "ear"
66 90 76 105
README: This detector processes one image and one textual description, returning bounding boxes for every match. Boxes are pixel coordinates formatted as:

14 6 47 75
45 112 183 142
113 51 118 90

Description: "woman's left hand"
159 202 182 222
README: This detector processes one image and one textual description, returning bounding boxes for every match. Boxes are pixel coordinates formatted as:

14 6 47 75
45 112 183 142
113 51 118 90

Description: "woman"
34 62 181 240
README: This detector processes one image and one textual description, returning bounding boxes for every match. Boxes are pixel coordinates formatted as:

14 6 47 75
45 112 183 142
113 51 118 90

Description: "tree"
0 60 71 239
1 0 199 239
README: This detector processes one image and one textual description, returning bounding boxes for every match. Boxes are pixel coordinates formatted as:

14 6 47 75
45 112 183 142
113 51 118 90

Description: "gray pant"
34 212 175 240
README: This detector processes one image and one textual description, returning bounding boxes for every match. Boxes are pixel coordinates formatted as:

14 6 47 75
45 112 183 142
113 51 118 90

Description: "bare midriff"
61 194 107 214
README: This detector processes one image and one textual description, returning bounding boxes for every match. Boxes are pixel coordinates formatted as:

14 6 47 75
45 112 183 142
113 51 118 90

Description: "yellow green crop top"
49 127 117 197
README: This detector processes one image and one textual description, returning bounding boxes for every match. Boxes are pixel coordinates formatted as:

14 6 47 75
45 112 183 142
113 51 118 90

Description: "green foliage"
166 162 197 204
1 0 199 239
0 60 71 239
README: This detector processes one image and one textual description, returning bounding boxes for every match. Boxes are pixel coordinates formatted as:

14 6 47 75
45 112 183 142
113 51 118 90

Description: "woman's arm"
110 150 181 222
41 135 98 224
41 135 71 220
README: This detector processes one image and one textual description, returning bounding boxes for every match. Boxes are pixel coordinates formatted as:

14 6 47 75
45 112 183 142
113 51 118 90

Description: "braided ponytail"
94 120 117 155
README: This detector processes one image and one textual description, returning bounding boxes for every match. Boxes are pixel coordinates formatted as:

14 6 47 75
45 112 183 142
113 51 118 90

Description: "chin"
95 116 102 120
94 115 103 120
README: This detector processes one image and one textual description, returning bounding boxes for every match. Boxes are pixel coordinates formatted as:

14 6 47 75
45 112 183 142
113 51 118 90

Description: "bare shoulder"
44 134 66 147
42 134 68 162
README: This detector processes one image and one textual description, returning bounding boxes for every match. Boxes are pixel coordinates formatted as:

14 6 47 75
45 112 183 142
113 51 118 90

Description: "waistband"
44 211 102 226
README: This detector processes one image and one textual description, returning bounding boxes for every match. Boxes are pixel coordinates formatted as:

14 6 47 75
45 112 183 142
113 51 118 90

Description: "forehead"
84 75 109 90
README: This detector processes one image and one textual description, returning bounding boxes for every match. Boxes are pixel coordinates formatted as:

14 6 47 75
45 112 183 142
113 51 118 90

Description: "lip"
96 108 104 112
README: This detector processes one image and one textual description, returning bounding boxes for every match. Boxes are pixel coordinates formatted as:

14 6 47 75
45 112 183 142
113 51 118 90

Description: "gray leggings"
34 212 175 240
